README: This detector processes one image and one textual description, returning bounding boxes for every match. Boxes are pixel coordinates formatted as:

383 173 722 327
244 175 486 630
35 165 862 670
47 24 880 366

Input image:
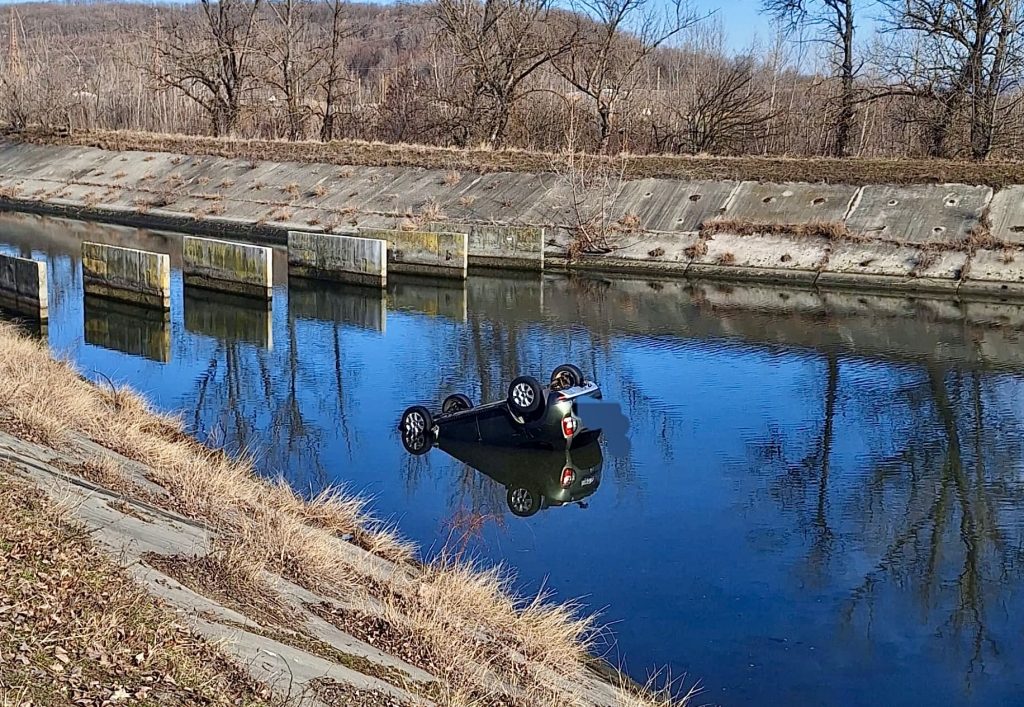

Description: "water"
3 212 1024 706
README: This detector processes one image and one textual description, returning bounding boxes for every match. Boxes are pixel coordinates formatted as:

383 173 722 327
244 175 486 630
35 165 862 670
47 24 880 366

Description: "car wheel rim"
405 411 425 433
512 383 535 408
510 489 533 513
552 371 572 390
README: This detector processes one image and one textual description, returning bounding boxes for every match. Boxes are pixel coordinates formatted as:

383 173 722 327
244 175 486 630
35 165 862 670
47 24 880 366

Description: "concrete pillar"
182 236 273 299
0 253 48 320
82 242 170 309
287 231 387 287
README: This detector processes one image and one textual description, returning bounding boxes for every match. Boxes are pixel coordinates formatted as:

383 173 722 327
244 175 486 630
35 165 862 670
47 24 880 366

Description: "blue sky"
693 0 769 50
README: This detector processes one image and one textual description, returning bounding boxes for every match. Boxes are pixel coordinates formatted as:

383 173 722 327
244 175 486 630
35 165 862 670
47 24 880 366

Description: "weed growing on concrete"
700 218 858 242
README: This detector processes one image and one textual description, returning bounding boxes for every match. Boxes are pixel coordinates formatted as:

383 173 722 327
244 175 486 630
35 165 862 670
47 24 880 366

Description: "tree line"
3 0 1024 161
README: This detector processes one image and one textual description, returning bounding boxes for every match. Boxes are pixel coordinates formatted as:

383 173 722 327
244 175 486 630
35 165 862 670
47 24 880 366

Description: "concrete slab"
552 231 699 276
429 221 544 270
960 247 1024 298
609 179 738 232
986 185 1024 245
723 181 858 224
0 253 47 319
688 232 829 285
83 295 171 362
183 236 273 298
359 228 467 280
288 230 387 287
81 241 171 309
818 242 967 293
845 184 992 244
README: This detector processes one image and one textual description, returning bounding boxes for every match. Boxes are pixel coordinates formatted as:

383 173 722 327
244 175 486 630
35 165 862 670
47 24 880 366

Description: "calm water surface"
3 212 1024 706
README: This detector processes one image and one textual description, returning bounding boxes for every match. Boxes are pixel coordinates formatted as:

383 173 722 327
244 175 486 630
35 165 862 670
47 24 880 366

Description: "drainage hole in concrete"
888 200 899 206
859 259 875 267
689 194 702 202
933 227 945 234
946 199 958 206
762 196 775 204
812 198 826 205
644 192 653 198
780 254 792 262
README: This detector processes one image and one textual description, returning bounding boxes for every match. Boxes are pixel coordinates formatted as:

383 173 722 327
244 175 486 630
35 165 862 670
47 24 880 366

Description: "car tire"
507 486 542 517
400 405 433 455
442 393 473 414
550 364 584 390
507 375 544 418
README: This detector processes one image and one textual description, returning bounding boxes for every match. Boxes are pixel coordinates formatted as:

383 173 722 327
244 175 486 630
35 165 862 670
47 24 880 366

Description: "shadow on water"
3 211 1024 705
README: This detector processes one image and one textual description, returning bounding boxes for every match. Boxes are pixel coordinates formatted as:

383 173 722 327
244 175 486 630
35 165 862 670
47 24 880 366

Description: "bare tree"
764 0 858 156
554 0 701 152
432 0 573 147
147 0 264 136
317 0 352 142
264 0 321 140
652 54 775 154
878 0 1024 159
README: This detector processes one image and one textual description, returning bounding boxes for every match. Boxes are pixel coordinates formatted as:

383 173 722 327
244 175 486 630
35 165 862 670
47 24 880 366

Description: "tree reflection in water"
749 352 1024 692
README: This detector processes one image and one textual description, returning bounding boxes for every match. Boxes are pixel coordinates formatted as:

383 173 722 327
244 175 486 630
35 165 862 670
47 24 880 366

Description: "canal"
2 212 1024 706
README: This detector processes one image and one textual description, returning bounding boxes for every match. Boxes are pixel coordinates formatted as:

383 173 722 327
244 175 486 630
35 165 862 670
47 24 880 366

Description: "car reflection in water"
436 437 604 517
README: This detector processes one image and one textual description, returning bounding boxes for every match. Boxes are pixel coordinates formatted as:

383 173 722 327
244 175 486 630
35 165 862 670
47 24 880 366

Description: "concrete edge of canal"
1 140 1023 299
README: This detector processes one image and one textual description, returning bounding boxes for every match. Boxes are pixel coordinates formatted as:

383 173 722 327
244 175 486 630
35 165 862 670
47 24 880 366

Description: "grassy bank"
14 127 1024 187
0 321 682 706
0 474 272 705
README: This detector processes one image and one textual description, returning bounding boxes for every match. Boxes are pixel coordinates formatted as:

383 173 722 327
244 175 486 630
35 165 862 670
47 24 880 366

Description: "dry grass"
418 198 445 224
683 238 709 259
23 127 1024 187
700 217 857 241
0 322 672 706
0 474 272 705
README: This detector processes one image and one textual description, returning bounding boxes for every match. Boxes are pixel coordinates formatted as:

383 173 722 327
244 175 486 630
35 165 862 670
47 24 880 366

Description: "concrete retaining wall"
183 236 273 299
288 231 387 287
429 222 544 270
3 141 1024 298
81 242 170 309
359 228 468 280
0 254 47 319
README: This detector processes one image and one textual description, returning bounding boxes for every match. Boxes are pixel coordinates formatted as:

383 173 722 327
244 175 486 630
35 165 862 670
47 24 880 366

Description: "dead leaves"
0 480 268 706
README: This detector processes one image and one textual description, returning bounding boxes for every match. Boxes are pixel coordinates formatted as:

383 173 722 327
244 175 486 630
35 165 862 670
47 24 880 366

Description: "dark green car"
399 364 602 455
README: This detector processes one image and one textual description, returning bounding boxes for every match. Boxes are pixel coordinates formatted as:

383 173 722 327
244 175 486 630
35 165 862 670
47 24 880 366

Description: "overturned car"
399 364 602 455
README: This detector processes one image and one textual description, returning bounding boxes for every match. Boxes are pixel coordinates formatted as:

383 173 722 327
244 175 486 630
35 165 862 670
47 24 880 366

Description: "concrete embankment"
1 140 1023 297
